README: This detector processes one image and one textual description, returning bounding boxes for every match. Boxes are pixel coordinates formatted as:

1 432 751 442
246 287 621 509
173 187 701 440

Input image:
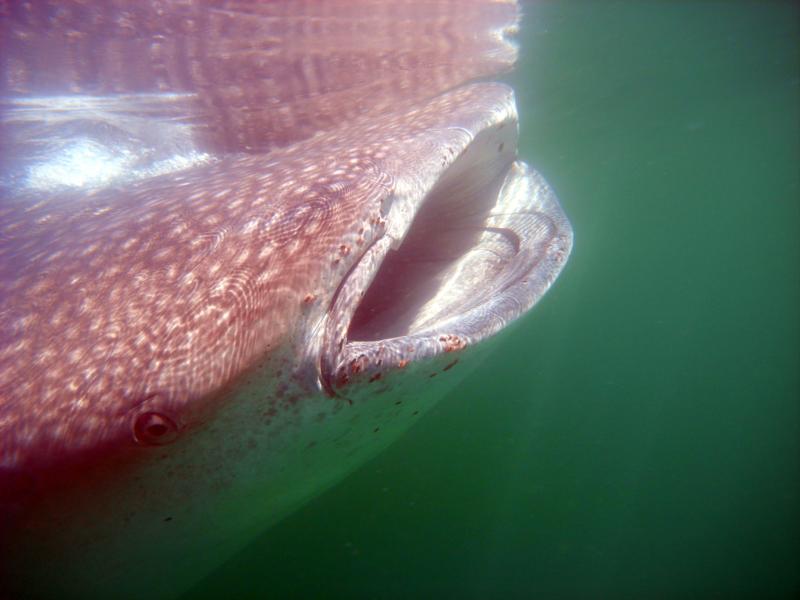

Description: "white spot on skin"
242 217 261 234
234 249 251 266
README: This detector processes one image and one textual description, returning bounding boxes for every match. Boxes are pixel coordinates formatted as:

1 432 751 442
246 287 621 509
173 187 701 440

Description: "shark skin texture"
0 2 572 598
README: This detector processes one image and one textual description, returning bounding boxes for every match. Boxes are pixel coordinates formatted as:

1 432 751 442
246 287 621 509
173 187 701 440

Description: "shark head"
0 2 572 598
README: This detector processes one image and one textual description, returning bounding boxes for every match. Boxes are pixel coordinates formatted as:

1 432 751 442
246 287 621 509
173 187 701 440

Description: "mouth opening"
347 159 513 343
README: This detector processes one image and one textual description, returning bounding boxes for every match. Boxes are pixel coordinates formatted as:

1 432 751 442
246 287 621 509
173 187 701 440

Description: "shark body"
0 2 572 598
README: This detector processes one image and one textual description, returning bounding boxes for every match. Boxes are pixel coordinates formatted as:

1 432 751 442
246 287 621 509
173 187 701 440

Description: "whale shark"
0 1 572 598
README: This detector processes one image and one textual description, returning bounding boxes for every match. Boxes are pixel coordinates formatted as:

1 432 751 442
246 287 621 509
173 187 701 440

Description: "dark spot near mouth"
498 142 504 153
164 516 173 522
443 359 459 371
369 373 382 383
133 412 179 446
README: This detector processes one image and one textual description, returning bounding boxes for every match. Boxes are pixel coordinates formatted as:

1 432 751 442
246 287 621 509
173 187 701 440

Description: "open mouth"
319 112 573 395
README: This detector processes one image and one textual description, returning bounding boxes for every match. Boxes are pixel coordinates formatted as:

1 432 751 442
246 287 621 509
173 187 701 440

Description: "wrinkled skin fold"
0 2 572 598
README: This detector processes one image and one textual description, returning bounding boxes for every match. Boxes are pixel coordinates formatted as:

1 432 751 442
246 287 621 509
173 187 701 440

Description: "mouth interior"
347 123 519 342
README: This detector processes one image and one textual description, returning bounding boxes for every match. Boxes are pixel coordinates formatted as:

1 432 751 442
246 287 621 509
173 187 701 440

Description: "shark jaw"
319 96 571 401
1 83 571 600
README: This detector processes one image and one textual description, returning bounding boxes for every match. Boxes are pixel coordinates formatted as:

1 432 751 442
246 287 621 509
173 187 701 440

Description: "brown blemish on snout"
349 354 368 374
336 369 350 387
369 372 382 383
439 334 466 353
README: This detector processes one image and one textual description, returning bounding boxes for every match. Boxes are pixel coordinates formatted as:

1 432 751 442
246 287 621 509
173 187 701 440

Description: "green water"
187 2 799 597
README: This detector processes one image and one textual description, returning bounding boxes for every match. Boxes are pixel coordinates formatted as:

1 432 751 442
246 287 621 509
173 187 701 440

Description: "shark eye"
133 411 179 446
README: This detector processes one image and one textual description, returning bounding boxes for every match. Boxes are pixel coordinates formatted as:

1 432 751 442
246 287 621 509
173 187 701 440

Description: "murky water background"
185 2 799 597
